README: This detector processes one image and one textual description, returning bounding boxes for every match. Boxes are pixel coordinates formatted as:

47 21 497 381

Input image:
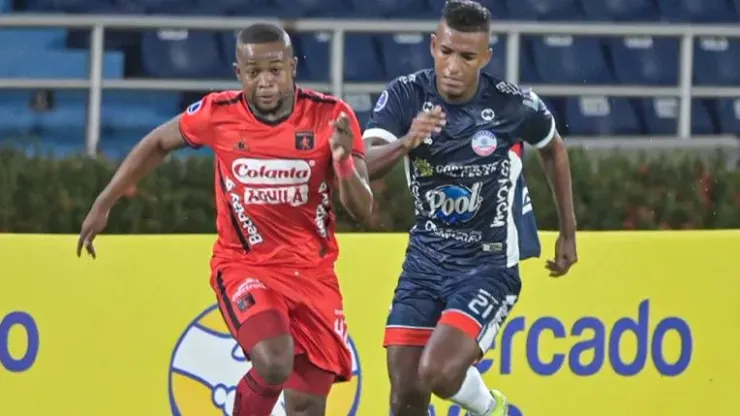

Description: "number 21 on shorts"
467 288 518 322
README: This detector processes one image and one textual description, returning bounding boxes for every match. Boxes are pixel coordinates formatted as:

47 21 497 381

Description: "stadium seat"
343 93 374 128
100 91 181 130
141 30 227 79
528 35 614 84
350 0 427 18
273 0 351 17
428 0 508 18
297 33 384 82
0 50 123 78
0 105 35 134
657 0 737 22
484 34 507 79
0 0 9 12
506 0 583 20
32 0 113 13
608 36 679 85
694 37 740 86
639 98 714 135
0 29 67 49
566 96 641 135
715 99 740 134
580 0 660 21
379 33 434 80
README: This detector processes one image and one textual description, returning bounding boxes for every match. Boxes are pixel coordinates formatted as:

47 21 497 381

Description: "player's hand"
329 111 354 161
546 233 577 277
402 106 446 150
77 204 110 259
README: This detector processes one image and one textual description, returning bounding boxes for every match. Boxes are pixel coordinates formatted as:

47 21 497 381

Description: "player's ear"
482 47 492 69
290 56 297 78
233 62 240 81
429 33 437 56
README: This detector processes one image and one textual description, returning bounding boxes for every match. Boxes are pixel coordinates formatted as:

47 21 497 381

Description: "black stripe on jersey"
297 89 337 104
214 94 242 106
217 163 251 253
216 270 241 331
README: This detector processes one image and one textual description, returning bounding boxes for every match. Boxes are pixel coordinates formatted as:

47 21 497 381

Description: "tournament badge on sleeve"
167 305 363 415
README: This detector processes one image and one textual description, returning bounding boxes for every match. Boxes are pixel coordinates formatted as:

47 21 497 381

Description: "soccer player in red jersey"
76 23 373 416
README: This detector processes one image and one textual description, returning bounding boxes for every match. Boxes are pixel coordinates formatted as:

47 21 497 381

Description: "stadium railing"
1 14 739 156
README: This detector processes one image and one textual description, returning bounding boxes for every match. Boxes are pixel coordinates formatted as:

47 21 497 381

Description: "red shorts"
211 262 353 382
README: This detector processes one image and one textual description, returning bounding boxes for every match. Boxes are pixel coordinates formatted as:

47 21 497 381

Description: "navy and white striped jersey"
363 69 555 273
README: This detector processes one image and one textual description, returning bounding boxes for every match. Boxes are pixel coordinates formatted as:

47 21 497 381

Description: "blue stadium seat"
566 96 641 135
580 0 660 21
379 33 434 80
608 36 679 85
32 0 113 13
0 29 67 49
715 98 740 134
657 0 737 22
350 0 426 18
274 0 351 17
428 0 508 18
343 93 375 128
639 98 714 135
209 0 271 15
0 50 123 78
297 33 384 82
528 35 613 84
141 30 227 79
0 0 9 12
506 0 583 20
0 105 35 134
694 37 740 86
484 34 507 78
100 91 181 130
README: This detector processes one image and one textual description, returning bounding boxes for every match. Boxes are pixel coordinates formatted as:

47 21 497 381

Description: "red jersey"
179 88 365 270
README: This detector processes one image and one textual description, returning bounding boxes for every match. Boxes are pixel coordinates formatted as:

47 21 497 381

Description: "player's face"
234 42 297 113
431 22 492 101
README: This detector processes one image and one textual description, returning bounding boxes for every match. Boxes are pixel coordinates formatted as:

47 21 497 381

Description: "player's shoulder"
481 73 545 113
186 90 243 116
297 87 347 114
375 68 431 111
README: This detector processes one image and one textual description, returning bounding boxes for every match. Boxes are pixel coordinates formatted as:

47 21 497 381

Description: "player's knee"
390 385 429 414
249 335 294 385
285 391 326 416
418 354 466 398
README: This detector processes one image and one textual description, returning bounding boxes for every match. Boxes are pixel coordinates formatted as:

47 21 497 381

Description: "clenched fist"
401 106 446 150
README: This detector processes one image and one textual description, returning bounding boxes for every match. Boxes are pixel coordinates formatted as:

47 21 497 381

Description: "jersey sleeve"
179 94 216 148
333 100 366 159
520 89 557 149
362 77 415 143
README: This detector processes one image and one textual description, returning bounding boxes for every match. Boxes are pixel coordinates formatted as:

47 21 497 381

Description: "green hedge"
1 146 739 233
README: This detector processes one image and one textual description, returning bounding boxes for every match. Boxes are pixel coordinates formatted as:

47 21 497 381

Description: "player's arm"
362 82 445 180
520 91 577 276
77 98 213 258
330 104 374 223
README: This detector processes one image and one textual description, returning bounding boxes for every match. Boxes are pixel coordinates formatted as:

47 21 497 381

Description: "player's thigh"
384 275 443 403
213 267 294 381
426 266 522 367
283 354 335 416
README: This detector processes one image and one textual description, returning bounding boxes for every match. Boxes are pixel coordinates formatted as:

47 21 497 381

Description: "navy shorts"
384 265 522 353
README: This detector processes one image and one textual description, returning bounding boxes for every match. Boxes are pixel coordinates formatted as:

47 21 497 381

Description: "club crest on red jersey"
295 131 315 151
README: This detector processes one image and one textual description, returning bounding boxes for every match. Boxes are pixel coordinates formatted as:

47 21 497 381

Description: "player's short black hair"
442 0 492 33
237 23 289 45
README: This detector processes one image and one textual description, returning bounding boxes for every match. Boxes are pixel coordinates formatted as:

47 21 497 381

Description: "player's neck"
248 90 295 122
436 76 480 105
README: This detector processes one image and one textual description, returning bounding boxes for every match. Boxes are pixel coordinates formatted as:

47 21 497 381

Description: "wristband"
334 156 355 179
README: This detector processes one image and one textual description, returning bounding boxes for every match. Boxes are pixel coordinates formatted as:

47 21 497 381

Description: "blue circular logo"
374 91 388 112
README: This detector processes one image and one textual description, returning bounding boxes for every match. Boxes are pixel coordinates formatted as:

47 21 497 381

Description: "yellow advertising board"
1 232 738 415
